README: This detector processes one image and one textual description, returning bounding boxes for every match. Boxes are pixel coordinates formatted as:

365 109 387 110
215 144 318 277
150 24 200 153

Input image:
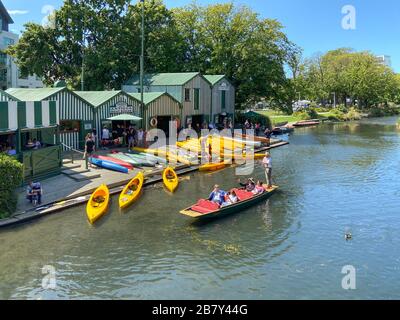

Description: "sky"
3 0 400 72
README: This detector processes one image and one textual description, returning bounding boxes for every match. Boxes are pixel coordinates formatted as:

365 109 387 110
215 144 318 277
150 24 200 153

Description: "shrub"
235 112 272 129
328 109 345 121
367 104 400 117
0 154 23 219
293 108 318 121
307 108 319 119
343 108 362 121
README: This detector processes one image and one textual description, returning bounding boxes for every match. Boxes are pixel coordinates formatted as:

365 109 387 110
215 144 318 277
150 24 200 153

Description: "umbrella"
107 114 142 121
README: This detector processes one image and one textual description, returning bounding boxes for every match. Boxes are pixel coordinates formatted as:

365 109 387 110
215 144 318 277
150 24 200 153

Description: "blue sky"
4 0 400 72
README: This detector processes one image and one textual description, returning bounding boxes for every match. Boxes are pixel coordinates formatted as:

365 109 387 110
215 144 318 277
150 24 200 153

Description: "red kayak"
91 154 133 170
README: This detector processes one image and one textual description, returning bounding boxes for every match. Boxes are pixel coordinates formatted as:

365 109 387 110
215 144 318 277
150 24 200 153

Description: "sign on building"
110 101 134 114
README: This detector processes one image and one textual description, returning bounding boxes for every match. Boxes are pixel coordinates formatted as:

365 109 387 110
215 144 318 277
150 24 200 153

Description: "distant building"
0 0 43 90
376 55 392 68
123 72 235 128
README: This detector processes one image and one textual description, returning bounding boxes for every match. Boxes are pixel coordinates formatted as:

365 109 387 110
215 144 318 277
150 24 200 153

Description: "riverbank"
257 109 373 126
1 117 399 299
0 138 288 228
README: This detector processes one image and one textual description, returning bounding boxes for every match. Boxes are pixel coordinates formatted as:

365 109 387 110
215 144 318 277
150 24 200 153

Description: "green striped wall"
46 91 93 150
0 101 59 132
0 101 9 130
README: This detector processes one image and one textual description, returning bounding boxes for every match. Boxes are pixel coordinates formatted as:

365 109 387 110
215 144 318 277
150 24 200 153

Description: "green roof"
127 92 178 105
5 87 66 101
73 91 122 107
126 72 200 86
204 75 226 85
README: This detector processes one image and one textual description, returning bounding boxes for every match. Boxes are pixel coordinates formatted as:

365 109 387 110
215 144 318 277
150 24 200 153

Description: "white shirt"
138 131 144 140
102 128 110 139
263 157 271 168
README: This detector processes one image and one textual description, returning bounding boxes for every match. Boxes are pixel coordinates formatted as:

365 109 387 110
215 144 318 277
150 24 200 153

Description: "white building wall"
210 78 235 122
0 30 43 89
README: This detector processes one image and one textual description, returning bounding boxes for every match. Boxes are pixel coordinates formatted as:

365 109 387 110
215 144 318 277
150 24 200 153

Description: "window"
137 88 141 93
0 69 7 81
60 120 81 133
184 88 191 102
0 53 7 64
194 88 200 110
3 37 15 47
221 91 226 110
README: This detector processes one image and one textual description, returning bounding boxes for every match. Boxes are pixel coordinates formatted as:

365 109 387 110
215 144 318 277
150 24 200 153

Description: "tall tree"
7 0 182 90
173 2 297 109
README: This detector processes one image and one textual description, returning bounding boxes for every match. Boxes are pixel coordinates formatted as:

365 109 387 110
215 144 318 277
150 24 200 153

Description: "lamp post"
140 0 145 128
332 92 336 108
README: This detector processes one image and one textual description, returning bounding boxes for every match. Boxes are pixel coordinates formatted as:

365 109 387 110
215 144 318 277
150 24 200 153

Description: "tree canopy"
7 0 297 109
6 0 400 111
292 48 400 109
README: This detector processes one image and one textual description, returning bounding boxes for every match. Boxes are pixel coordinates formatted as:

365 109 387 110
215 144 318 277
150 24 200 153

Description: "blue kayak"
89 157 128 174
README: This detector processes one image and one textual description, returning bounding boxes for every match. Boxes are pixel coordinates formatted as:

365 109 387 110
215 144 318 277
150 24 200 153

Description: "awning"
107 114 142 121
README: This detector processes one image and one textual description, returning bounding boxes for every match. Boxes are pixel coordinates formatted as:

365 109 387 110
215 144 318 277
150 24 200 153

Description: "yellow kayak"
119 172 144 209
163 167 179 192
220 153 265 160
86 184 110 224
199 161 227 172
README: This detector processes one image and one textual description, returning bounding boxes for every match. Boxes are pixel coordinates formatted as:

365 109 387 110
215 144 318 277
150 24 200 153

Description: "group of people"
207 151 273 208
25 138 42 150
101 125 145 149
0 142 16 155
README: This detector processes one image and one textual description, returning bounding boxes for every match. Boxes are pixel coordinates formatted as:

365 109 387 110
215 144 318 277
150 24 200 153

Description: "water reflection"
1 118 400 299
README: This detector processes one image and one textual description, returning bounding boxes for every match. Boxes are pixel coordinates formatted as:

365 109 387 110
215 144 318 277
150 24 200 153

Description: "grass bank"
256 109 363 125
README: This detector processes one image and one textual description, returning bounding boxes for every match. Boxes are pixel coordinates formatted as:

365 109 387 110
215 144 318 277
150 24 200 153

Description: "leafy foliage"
292 48 400 110
0 154 23 219
7 0 296 109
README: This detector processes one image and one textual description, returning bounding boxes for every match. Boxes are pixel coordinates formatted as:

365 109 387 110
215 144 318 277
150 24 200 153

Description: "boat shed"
126 92 181 132
204 75 235 127
0 99 61 181
123 72 212 128
73 90 141 144
5 87 94 150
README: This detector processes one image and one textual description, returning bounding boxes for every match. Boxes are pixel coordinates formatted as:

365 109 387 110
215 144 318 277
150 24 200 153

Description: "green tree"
7 0 182 90
173 2 297 109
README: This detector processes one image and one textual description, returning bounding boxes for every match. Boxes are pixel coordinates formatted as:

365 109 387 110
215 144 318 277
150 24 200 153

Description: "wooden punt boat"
119 172 144 209
180 185 278 220
235 133 270 144
86 184 110 224
293 119 320 127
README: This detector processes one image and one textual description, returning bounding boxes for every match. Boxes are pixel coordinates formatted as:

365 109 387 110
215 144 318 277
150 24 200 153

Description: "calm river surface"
1 117 400 300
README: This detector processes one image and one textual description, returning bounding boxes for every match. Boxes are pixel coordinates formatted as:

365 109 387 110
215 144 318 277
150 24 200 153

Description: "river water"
1 117 399 300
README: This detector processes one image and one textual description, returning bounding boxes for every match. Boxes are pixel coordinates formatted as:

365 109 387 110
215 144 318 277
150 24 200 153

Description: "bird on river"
345 232 352 241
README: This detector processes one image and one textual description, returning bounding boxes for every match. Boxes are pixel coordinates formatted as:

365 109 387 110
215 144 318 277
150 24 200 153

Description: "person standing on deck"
84 134 95 168
262 152 273 189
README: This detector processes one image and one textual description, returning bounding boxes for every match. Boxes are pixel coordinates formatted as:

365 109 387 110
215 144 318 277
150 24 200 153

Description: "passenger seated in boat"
252 181 265 195
238 178 256 192
208 185 226 206
221 190 239 207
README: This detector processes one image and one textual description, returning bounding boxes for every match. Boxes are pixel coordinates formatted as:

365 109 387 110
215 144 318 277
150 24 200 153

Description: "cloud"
8 10 29 15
